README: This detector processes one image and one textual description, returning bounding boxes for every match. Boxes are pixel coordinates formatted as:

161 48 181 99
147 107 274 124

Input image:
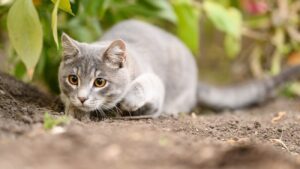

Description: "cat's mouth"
70 98 105 112
75 104 96 112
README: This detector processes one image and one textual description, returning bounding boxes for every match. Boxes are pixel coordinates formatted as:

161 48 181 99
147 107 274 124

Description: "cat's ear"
61 33 80 62
103 39 126 69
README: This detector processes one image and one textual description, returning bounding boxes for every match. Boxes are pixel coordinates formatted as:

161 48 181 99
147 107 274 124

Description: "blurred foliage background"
0 0 300 95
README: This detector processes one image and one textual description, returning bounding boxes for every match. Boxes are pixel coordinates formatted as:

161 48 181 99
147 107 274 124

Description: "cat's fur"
59 20 300 118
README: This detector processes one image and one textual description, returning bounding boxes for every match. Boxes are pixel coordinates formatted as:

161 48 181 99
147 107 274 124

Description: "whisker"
128 110 132 117
114 106 123 116
102 104 117 117
95 109 100 119
98 108 107 118
101 104 123 117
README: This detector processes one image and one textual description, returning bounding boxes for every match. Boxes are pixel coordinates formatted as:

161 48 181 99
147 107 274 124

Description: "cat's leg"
119 73 165 117
60 93 74 116
61 93 90 121
66 105 90 121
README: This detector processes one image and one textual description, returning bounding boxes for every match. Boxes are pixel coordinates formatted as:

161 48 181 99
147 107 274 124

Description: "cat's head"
58 33 130 112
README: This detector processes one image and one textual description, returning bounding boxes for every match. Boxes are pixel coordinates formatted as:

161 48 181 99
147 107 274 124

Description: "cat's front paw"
119 92 146 112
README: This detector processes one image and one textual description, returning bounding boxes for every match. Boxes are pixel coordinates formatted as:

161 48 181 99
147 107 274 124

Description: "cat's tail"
197 65 300 110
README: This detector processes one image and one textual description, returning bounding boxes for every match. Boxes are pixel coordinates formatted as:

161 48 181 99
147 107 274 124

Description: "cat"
58 19 300 119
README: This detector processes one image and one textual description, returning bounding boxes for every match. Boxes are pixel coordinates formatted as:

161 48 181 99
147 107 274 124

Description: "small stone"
191 112 197 119
50 126 66 135
21 107 28 112
254 121 261 128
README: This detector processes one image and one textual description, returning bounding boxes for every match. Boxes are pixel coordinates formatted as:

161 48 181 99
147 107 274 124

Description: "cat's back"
101 20 198 113
100 19 169 44
100 19 178 61
100 20 197 77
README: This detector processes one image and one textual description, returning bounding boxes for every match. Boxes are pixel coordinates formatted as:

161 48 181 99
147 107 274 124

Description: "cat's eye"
68 75 78 85
94 78 106 88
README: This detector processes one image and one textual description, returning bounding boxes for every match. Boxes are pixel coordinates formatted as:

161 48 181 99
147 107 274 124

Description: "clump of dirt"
0 72 300 169
0 72 54 107
0 72 58 139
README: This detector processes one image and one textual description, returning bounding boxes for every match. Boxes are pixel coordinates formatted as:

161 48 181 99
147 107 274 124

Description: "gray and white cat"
59 19 300 119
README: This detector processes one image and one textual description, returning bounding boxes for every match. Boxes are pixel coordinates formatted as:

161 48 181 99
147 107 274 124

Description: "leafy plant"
202 1 242 58
172 0 200 54
2 0 200 93
243 0 300 75
198 0 300 77
43 112 70 130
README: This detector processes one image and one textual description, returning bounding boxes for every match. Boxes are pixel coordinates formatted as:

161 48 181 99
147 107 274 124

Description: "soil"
0 72 300 169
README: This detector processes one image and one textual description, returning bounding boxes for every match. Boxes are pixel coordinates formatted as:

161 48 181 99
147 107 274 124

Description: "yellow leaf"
271 111 286 124
51 0 74 15
52 0 60 48
7 0 43 77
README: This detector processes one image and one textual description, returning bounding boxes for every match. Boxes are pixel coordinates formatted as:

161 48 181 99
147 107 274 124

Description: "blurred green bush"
1 0 200 93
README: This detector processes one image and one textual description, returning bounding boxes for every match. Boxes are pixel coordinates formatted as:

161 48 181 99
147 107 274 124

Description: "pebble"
51 126 66 135
254 121 261 128
191 112 197 119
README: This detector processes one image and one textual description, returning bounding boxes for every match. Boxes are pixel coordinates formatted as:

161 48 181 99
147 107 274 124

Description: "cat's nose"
78 97 88 104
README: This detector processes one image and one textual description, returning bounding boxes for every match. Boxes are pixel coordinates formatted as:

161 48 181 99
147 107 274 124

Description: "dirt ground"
0 72 300 169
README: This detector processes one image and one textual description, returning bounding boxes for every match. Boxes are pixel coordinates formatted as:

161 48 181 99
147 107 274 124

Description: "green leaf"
67 17 101 42
224 35 241 58
14 61 26 79
244 16 270 29
203 1 242 38
43 112 70 130
51 0 74 15
98 0 111 19
52 0 60 48
7 0 43 78
226 8 242 38
203 1 242 58
271 28 285 74
172 0 200 54
142 0 177 23
286 82 300 96
84 0 111 18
